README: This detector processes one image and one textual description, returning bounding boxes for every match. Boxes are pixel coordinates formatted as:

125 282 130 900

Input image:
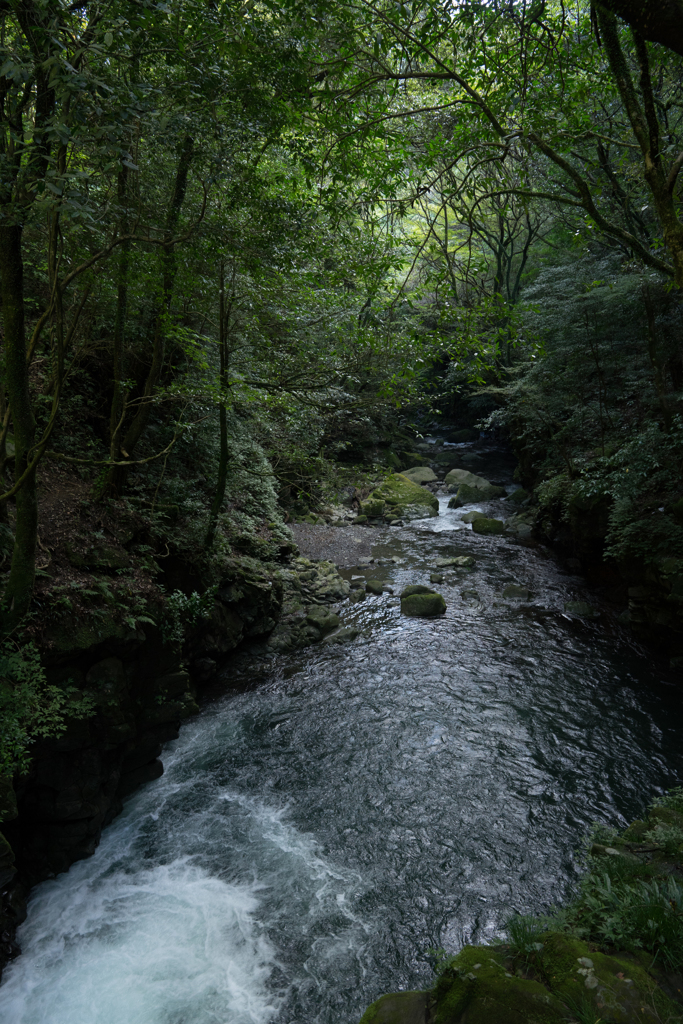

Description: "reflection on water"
2 444 682 1024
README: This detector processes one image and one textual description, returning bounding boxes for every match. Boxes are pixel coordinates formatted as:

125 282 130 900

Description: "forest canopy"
0 0 681 635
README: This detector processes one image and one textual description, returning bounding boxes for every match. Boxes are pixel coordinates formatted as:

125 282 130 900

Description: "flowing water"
2 443 683 1024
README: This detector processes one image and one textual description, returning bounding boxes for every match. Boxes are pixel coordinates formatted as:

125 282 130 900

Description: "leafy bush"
568 873 683 970
0 643 95 783
160 587 217 645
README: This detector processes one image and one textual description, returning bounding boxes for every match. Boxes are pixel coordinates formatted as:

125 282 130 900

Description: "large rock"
471 517 504 535
400 586 446 617
448 482 506 508
359 991 428 1024
444 468 492 489
370 474 438 520
360 498 386 518
401 467 437 484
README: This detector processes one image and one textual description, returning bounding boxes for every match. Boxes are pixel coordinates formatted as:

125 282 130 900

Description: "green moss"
358 991 428 1024
433 946 565 1024
471 517 505 535
371 474 438 518
401 592 446 616
449 482 506 507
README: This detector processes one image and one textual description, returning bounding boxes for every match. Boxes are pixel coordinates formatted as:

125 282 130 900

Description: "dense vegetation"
0 0 681 757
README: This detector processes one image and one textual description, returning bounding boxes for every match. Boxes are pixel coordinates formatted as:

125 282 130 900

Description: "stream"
2 443 683 1024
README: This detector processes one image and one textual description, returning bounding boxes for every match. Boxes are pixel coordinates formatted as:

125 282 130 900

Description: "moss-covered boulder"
358 990 428 1024
370 474 438 520
416 946 566 1024
401 467 438 484
448 482 506 508
435 556 475 568
444 469 492 489
540 932 680 1023
361 498 386 518
471 517 505 535
400 586 446 617
460 511 487 524
305 606 340 636
507 488 529 504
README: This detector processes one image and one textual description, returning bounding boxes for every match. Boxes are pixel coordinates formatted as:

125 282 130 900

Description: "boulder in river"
370 474 438 520
471 517 504 536
435 555 475 568
564 601 600 618
400 466 437 484
460 510 487 524
444 468 491 489
366 579 384 595
322 625 359 644
429 573 444 584
400 585 446 617
502 584 531 601
507 487 530 504
448 482 506 507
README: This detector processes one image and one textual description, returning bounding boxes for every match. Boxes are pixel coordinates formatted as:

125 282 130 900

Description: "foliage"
160 587 217 646
0 644 95 780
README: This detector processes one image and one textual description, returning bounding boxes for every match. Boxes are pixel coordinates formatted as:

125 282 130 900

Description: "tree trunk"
0 224 37 628
107 136 193 496
205 260 230 548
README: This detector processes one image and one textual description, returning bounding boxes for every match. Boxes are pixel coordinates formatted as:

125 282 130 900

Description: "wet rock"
348 589 366 604
322 626 359 644
360 498 385 518
401 467 437 484
366 580 384 596
564 601 600 618
305 607 340 635
354 515 368 524
435 555 475 568
444 468 492 489
448 481 506 507
369 474 438 520
460 511 487 524
358 990 428 1024
507 487 530 504
430 573 444 584
471 517 505 536
503 585 531 601
400 588 446 617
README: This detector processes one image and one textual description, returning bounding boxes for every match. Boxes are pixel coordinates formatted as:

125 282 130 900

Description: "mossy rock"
540 932 680 1023
366 579 384 595
564 601 599 618
402 453 431 468
401 467 438 484
358 990 428 1024
444 469 492 489
305 607 340 635
370 474 438 519
502 584 531 601
507 488 529 504
432 945 566 1024
449 483 506 508
460 511 487 524
401 591 446 617
649 805 683 829
471 517 505 536
361 498 386 518
401 584 435 597
621 819 650 842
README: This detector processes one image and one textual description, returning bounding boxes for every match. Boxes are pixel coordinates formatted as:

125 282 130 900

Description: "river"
1 443 682 1024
